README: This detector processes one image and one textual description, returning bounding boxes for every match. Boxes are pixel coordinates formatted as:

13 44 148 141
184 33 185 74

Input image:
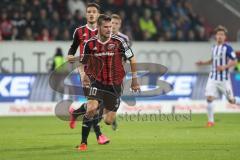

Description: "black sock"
73 103 87 119
93 114 102 138
81 116 92 144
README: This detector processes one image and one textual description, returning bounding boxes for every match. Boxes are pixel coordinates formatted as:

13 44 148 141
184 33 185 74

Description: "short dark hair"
86 3 100 12
215 25 228 34
97 14 112 26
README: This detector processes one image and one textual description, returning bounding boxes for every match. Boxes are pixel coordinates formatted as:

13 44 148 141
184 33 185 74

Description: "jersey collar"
97 34 112 44
86 24 97 31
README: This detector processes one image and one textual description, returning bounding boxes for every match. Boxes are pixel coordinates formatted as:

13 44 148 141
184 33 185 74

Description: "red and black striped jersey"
81 35 134 85
68 24 98 59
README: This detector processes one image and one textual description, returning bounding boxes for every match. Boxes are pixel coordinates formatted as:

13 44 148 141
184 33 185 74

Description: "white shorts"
205 79 234 99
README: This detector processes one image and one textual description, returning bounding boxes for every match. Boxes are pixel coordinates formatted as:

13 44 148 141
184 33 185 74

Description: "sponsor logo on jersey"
94 52 114 57
108 43 116 50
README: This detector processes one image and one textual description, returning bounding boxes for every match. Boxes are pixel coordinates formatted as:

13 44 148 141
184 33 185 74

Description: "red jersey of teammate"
81 35 134 85
68 24 98 57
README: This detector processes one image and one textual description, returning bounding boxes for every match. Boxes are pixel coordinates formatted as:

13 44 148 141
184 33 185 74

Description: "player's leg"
222 80 240 105
72 103 109 144
69 103 87 129
86 99 99 118
112 118 118 131
103 109 117 125
205 79 218 127
110 86 122 130
234 97 240 105
102 94 120 125
76 99 99 151
70 67 88 129
206 96 215 127
92 110 110 144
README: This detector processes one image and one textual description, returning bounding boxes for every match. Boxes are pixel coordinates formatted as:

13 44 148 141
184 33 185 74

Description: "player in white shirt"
111 14 131 47
110 14 132 130
196 25 240 127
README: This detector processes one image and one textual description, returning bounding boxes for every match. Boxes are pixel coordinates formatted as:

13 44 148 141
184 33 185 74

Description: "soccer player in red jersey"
67 3 109 151
79 14 140 136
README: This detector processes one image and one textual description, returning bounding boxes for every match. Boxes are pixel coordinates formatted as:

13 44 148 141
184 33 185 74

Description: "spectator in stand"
123 0 135 19
11 10 26 34
43 0 55 14
135 0 144 15
51 27 61 40
23 27 34 40
24 11 36 30
50 11 61 30
196 26 207 41
36 9 50 33
11 27 21 40
175 30 185 41
139 8 157 41
67 0 86 16
129 11 142 40
187 30 196 41
36 28 52 41
104 0 118 12
61 28 71 41
30 0 42 17
163 30 172 41
0 12 13 40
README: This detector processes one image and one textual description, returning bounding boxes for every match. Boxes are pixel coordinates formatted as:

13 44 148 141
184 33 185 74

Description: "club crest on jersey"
108 44 116 50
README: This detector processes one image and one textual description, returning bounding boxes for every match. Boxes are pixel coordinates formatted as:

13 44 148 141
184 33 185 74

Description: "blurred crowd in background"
0 0 237 41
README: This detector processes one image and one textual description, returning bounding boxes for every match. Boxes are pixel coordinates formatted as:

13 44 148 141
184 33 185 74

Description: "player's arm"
217 46 237 71
129 56 141 92
196 59 213 66
79 42 90 87
67 30 80 63
121 40 140 92
220 59 237 70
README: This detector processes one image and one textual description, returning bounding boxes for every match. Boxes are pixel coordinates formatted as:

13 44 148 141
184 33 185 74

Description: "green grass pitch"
0 114 240 160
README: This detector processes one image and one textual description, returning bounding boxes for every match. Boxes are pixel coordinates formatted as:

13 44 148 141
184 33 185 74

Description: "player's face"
111 18 121 34
215 31 226 44
86 7 99 24
99 21 112 39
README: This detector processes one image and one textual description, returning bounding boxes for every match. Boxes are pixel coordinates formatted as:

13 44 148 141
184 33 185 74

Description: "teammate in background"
78 14 140 148
111 14 131 130
67 3 110 151
196 25 240 127
111 14 131 46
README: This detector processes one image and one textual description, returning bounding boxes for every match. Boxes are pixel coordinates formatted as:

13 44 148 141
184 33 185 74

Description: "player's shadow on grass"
40 132 80 136
174 126 206 129
0 145 69 153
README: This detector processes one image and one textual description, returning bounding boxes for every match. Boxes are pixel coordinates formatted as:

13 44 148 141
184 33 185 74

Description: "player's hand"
81 74 90 87
196 61 204 66
67 55 76 63
217 65 227 71
131 78 141 93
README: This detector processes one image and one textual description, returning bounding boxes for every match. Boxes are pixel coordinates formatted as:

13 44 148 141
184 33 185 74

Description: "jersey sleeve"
120 39 134 60
68 29 80 56
80 42 90 64
226 45 236 60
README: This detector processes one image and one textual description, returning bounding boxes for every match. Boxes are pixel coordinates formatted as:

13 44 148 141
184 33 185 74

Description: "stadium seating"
0 0 212 41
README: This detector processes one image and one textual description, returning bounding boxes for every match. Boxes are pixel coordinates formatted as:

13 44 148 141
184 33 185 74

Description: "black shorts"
83 80 122 112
